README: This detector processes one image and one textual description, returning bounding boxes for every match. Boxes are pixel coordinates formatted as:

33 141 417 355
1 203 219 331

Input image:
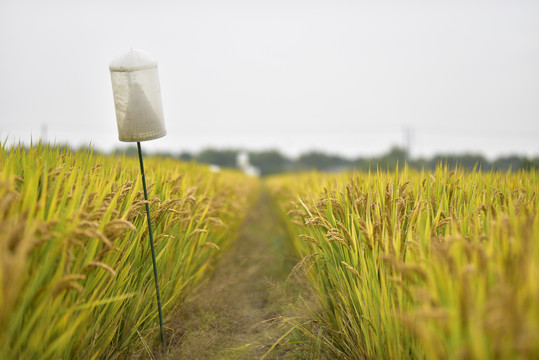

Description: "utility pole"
41 123 48 144
404 126 414 162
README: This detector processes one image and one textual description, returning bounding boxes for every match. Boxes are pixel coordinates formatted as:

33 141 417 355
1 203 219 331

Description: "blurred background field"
114 145 539 176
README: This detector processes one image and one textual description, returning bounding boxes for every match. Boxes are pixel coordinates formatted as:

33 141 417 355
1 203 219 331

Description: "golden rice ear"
104 219 136 240
84 261 117 277
188 228 208 239
200 242 220 250
341 261 360 280
52 275 86 296
299 234 322 249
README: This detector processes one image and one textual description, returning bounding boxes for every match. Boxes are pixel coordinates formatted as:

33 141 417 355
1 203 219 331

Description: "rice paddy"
267 167 539 359
1 143 538 359
0 142 256 359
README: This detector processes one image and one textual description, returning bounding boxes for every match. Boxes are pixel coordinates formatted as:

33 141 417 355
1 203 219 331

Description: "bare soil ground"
160 185 319 360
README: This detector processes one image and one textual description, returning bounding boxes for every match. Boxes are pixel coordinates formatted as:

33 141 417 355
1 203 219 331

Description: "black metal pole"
137 141 166 353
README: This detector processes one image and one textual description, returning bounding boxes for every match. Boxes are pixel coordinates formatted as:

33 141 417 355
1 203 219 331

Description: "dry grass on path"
162 186 321 360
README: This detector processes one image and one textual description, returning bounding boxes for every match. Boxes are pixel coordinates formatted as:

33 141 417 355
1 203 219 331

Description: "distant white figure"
236 151 260 177
237 152 249 169
209 164 221 173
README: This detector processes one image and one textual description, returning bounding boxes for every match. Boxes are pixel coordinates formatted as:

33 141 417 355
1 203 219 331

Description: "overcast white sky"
1 0 538 159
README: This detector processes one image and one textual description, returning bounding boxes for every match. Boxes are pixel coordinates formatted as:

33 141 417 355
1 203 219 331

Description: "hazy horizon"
1 0 538 160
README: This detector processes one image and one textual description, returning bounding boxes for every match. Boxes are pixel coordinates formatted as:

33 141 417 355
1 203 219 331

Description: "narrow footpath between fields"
162 184 315 360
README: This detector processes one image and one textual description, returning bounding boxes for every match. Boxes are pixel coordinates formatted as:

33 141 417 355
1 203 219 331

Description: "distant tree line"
114 145 539 176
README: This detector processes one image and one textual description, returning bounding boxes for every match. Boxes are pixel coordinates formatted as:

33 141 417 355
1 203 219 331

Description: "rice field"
267 167 539 359
1 142 538 359
0 142 256 359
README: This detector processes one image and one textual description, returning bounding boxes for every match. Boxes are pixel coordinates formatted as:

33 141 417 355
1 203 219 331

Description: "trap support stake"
137 141 166 352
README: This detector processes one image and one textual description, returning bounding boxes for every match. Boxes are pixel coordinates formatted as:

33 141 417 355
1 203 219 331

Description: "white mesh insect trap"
109 48 166 142
109 48 166 352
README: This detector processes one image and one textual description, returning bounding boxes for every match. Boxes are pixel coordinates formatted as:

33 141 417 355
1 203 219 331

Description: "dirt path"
163 185 310 359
